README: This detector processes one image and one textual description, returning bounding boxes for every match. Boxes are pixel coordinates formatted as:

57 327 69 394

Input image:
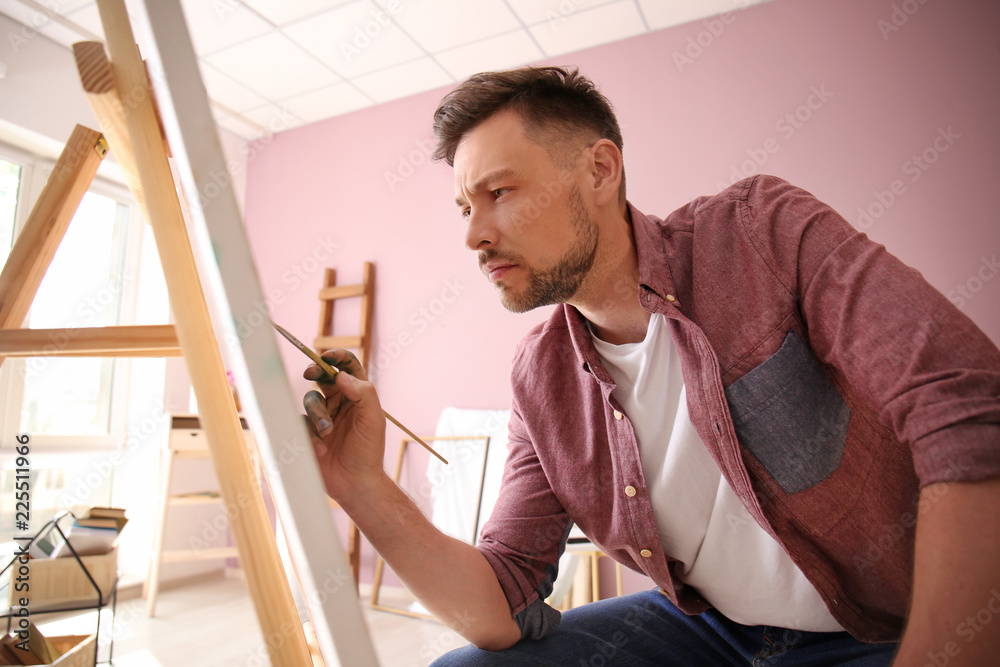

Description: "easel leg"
94 1 312 663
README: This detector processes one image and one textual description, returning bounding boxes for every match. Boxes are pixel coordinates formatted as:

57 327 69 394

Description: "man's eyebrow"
455 168 520 207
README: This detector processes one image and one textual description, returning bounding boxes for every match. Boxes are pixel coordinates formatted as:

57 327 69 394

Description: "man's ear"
590 139 623 207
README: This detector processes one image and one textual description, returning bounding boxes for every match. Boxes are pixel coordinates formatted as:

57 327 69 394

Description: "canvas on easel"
0 0 380 663
123 0 380 664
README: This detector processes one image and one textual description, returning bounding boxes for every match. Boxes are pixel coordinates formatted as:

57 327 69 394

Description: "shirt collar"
560 201 681 381
629 201 681 309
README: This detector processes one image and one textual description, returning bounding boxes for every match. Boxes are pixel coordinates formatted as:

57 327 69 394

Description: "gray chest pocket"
724 331 850 494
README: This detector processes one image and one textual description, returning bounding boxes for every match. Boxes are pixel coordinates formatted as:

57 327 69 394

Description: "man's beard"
481 187 600 314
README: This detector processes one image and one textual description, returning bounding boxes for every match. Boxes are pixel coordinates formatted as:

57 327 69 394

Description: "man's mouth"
483 261 517 282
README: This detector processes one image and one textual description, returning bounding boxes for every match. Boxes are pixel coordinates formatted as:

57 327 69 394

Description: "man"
302 67 1000 665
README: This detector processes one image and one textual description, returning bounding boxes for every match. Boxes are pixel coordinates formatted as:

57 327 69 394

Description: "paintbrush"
271 321 449 465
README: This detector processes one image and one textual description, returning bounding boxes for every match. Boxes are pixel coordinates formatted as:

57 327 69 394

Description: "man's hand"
894 476 1000 666
302 349 386 501
299 349 521 650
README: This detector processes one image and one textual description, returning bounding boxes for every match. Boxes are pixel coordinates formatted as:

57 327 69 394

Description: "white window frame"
0 141 146 452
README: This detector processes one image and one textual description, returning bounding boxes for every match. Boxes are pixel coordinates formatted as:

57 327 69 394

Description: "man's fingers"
302 413 329 456
320 349 367 380
302 349 366 386
303 363 335 385
303 390 333 436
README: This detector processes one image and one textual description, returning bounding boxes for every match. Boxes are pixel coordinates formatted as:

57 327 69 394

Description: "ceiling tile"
504 0 617 27
204 31 340 101
53 0 94 14
178 0 274 56
0 0 100 47
199 63 268 112
279 83 373 123
61 2 153 49
241 103 306 133
57 0 148 53
213 110 266 138
240 0 355 26
38 20 90 47
284 1 424 78
530 0 645 57
62 4 105 39
637 0 769 31
435 30 544 81
386 0 521 54
351 57 452 104
0 0 51 29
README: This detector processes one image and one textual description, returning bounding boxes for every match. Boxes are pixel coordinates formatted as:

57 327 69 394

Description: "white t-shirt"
591 312 843 631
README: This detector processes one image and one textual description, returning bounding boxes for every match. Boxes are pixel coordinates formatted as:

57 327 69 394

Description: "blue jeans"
431 590 897 666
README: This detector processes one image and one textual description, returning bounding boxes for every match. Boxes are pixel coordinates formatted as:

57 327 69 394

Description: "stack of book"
31 508 128 560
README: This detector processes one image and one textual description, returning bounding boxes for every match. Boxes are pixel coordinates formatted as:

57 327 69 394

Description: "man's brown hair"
432 66 626 200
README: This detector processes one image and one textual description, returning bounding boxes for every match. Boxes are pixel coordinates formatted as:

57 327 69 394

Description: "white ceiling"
0 0 771 139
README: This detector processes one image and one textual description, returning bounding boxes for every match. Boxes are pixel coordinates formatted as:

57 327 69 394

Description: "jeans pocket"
724 331 850 494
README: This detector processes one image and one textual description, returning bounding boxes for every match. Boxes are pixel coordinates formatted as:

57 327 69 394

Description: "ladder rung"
161 547 239 563
318 284 365 300
0 325 181 357
313 335 362 350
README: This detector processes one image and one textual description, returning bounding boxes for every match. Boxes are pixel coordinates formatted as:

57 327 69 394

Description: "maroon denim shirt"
476 175 1000 643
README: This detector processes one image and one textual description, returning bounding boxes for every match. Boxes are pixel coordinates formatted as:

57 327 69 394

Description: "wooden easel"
0 1 377 664
104 1 377 664
0 40 312 667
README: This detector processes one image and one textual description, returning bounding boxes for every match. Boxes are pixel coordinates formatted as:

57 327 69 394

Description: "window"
0 143 165 450
0 158 18 268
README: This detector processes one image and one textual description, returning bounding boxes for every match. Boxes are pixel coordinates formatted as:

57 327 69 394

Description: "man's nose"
465 208 498 251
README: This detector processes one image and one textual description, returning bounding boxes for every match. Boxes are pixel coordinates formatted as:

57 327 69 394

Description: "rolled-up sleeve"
475 345 574 641
746 175 1000 487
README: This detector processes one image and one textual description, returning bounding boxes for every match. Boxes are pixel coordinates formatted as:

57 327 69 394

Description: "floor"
35 575 466 667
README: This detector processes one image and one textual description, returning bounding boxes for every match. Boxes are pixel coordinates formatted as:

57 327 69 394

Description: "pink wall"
245 0 1000 597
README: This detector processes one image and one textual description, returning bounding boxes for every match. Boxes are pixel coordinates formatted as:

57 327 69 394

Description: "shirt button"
665 294 676 302
613 410 623 420
625 486 636 497
640 549 653 558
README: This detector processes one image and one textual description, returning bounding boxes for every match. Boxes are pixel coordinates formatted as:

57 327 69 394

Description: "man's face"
453 110 599 313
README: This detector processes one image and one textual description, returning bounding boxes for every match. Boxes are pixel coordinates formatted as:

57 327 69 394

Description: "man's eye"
491 188 509 198
461 208 470 219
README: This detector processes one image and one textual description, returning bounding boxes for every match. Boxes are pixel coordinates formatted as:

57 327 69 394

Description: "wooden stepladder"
315 262 375 587
0 2 313 666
